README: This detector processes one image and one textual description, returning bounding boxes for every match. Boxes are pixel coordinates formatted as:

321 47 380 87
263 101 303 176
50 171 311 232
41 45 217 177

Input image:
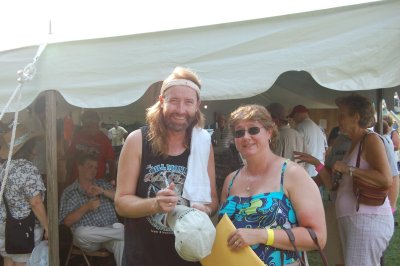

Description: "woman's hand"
154 182 179 213
227 228 265 250
293 151 320 166
332 161 349 175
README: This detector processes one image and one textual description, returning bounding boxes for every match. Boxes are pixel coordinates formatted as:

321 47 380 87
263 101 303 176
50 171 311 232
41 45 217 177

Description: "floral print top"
219 160 299 266
0 159 46 224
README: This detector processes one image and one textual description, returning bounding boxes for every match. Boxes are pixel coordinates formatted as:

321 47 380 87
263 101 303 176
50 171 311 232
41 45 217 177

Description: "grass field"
308 203 399 265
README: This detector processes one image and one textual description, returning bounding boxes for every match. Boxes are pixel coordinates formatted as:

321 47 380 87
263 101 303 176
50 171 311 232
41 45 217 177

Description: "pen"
164 175 169 188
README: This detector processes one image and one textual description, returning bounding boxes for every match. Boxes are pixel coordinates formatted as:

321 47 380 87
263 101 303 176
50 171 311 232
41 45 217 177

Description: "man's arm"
114 130 157 218
90 182 116 200
63 199 100 228
114 130 179 218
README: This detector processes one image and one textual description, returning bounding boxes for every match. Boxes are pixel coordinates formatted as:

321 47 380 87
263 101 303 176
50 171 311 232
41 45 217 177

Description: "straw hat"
0 125 41 159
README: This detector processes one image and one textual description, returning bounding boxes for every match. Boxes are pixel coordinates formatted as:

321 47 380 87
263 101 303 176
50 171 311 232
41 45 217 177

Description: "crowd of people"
0 66 398 266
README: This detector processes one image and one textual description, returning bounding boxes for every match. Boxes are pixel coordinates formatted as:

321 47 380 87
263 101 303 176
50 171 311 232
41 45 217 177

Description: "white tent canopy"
1 0 399 112
1 2 399 265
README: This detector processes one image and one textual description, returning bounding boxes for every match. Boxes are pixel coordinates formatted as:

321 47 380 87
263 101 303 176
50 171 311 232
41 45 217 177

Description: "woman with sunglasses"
219 104 326 265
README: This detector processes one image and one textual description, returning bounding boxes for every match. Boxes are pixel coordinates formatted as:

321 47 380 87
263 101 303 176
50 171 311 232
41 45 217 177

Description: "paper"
201 214 264 266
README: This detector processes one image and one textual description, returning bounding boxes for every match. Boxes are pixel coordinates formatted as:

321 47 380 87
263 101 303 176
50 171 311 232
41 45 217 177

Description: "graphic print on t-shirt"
144 163 189 233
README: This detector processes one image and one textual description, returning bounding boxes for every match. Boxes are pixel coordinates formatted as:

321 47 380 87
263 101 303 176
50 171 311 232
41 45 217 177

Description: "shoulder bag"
3 195 35 254
353 132 389 211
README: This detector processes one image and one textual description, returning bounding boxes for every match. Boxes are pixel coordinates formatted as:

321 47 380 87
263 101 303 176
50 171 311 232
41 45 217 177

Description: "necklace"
246 181 251 192
245 175 254 192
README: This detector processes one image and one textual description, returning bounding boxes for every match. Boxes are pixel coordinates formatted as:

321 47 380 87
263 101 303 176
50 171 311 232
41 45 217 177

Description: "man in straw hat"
115 67 218 266
0 125 48 265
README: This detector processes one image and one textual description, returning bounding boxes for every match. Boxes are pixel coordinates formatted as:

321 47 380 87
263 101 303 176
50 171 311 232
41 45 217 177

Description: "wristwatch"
349 166 356 177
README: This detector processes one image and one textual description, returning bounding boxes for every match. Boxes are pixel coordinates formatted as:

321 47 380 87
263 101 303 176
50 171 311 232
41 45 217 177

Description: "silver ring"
234 240 240 246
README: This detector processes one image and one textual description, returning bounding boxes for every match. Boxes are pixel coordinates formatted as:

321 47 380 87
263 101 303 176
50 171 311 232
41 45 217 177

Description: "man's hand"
154 183 179 213
87 185 104 197
87 198 100 211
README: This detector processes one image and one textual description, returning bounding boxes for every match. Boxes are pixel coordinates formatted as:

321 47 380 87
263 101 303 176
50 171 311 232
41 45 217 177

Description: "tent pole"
45 90 59 266
377 89 383 134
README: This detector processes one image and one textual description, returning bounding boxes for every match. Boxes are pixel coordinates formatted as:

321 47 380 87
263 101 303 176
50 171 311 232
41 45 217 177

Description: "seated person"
59 153 124 266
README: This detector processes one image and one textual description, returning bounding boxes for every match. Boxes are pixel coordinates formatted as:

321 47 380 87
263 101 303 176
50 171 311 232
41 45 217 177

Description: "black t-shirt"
122 127 200 266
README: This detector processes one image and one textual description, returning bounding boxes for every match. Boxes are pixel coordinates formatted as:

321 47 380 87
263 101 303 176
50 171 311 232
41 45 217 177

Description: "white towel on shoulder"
182 127 212 204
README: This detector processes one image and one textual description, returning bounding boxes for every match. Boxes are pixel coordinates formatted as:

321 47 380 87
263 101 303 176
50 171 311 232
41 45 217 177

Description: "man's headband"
160 79 201 96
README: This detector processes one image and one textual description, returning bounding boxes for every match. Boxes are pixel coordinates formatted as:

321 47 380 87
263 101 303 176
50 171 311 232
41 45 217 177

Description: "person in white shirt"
108 121 128 158
266 103 304 161
288 105 327 177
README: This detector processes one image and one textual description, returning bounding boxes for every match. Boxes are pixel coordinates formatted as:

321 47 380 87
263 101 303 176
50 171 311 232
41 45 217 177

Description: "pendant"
246 185 251 191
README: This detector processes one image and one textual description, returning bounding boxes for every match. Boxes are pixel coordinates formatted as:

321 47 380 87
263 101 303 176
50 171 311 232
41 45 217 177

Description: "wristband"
266 228 274 246
315 163 324 173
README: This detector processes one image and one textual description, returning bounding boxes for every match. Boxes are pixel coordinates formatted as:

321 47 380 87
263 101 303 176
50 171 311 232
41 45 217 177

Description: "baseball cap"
81 110 100 124
266 103 288 122
166 205 216 262
288 105 309 118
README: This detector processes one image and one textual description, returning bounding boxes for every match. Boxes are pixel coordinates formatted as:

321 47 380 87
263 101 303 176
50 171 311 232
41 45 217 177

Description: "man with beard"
115 67 218 266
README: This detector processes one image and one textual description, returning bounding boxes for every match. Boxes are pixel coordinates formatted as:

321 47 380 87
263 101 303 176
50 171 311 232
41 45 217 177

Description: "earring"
268 138 271 143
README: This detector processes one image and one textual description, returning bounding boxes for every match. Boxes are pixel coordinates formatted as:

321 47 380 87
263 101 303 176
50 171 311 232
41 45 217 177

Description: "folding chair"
64 241 112 266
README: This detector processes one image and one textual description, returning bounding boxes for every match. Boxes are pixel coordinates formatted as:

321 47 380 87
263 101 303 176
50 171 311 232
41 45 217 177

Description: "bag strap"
282 228 306 266
306 228 328 266
281 228 328 266
356 132 369 168
2 193 10 214
356 131 385 168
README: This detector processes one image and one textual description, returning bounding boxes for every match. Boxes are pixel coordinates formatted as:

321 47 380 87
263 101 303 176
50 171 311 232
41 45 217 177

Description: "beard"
163 112 196 132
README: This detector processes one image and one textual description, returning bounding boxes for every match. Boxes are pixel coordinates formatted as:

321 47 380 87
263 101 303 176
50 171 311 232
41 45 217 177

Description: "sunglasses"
234 127 261 138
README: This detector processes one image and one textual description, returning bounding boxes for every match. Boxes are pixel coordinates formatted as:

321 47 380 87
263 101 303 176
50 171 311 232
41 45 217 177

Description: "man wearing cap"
115 67 218 266
59 153 124 266
288 104 327 176
66 110 116 185
266 103 304 161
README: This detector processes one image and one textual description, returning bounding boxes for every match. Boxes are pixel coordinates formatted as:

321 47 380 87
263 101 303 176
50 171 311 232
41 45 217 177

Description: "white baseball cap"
167 205 216 262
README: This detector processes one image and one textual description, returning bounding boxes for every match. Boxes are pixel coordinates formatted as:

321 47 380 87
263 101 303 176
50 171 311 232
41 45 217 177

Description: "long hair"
146 67 205 157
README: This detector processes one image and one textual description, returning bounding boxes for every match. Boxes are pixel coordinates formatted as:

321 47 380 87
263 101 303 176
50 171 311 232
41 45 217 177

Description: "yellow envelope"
201 214 264 266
